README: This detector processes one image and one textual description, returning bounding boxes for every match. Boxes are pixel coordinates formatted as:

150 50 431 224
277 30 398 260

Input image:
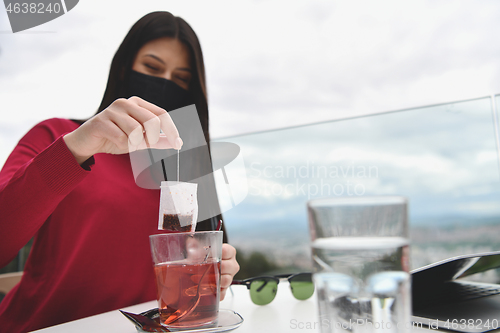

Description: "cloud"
206 0 500 137
215 94 500 227
2 0 500 171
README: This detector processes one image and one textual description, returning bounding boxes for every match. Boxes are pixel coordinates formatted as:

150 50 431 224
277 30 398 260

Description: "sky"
1 0 500 166
218 95 500 234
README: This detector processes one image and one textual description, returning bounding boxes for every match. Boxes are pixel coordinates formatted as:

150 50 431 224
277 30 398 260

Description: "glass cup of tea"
308 196 411 333
149 231 223 329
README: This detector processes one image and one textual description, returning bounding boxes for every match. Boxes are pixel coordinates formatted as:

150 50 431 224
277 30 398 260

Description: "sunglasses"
231 272 314 305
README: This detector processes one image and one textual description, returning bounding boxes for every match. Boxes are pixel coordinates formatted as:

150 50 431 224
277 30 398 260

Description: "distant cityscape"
228 217 500 283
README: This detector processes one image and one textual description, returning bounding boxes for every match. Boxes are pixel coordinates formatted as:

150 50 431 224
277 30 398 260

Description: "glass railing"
212 95 500 279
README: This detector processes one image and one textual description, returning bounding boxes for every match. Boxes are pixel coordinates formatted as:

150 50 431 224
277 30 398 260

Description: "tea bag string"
144 134 168 182
177 149 180 182
160 159 167 181
159 149 179 182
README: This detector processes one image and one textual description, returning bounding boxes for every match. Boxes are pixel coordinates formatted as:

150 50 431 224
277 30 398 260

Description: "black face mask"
126 70 193 112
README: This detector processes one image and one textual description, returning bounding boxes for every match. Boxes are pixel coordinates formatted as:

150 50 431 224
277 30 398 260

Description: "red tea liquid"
154 261 221 328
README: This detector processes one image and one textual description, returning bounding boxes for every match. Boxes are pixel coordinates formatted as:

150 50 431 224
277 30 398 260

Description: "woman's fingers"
221 244 239 273
126 97 163 146
129 96 183 150
143 116 161 145
104 96 183 152
220 244 239 301
64 96 183 164
158 112 183 150
105 101 145 148
99 121 130 152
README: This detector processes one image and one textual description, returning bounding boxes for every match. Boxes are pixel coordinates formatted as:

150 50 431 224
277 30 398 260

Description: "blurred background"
1 0 500 280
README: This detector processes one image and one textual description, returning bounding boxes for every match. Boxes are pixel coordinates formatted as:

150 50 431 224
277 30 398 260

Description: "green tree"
234 249 279 280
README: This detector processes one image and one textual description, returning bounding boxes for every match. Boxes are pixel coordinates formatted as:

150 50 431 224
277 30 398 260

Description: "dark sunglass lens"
290 274 314 300
249 279 278 305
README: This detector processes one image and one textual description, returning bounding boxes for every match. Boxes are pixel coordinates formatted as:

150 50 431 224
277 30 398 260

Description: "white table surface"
30 281 319 333
31 282 441 333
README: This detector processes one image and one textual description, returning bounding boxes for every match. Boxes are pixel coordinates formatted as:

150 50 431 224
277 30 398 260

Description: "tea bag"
158 181 198 232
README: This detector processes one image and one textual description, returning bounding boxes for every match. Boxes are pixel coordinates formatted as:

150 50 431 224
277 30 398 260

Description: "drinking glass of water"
308 196 411 333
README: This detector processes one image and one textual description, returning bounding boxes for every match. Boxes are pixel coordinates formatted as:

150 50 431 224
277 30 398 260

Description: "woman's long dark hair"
88 12 225 240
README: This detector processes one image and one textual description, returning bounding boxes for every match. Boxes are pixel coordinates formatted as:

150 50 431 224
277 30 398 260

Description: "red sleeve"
0 119 93 267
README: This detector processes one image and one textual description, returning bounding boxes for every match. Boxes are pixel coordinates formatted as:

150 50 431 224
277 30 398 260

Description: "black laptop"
411 251 500 333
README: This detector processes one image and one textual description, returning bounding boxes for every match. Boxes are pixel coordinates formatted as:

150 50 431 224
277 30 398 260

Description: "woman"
0 11 239 332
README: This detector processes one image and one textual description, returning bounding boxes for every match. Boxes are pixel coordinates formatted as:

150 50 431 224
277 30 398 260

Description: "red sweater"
0 118 166 332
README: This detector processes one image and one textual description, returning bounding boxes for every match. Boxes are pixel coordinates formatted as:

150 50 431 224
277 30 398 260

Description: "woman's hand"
64 96 182 164
220 244 239 301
